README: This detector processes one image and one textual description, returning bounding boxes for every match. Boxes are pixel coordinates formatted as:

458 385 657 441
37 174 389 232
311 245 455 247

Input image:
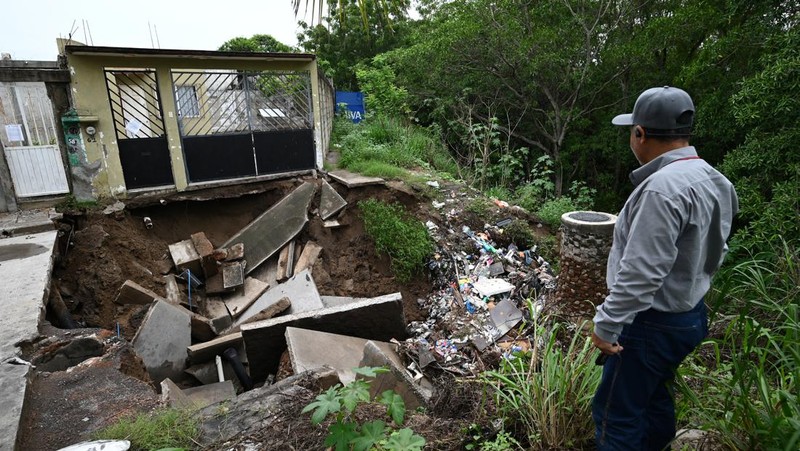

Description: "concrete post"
555 211 617 320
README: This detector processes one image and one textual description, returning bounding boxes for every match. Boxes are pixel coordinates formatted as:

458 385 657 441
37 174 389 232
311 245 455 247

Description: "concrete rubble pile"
111 174 432 427
401 186 558 378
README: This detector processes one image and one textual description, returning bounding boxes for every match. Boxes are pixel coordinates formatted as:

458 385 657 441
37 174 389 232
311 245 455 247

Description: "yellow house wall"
65 53 317 198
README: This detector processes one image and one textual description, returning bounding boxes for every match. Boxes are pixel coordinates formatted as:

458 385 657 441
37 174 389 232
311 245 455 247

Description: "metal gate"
171 70 315 183
104 69 174 189
0 81 70 197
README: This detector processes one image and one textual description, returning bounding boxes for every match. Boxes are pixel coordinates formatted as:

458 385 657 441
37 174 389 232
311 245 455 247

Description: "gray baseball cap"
612 86 695 129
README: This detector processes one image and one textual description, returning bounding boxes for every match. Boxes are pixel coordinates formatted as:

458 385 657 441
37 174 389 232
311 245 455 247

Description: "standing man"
591 86 738 450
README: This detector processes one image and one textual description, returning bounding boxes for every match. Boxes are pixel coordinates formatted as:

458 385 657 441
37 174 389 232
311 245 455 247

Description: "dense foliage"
279 0 800 447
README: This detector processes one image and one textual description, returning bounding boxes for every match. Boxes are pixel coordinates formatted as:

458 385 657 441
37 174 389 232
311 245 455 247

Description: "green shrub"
93 408 199 451
359 199 434 282
480 317 600 449
302 366 426 451
536 197 577 229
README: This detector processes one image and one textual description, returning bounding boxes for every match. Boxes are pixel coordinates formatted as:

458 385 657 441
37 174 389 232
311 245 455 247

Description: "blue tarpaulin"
335 91 365 123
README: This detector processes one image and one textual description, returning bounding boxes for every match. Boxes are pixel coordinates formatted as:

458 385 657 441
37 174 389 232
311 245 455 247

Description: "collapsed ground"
17 175 557 450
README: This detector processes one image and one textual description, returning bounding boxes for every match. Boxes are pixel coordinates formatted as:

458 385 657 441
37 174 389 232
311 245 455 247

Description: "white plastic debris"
57 440 130 451
426 180 440 188
432 201 445 209
471 277 515 297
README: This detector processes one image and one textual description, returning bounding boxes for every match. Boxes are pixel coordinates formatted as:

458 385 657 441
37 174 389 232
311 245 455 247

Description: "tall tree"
391 0 628 195
297 0 411 90
218 34 295 53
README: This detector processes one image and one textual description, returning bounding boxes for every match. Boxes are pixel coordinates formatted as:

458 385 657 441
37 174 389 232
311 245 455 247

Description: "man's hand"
592 332 624 355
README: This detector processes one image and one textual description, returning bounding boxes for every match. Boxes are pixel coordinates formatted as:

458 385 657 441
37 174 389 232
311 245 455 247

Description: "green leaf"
302 386 342 425
353 366 390 378
350 420 387 451
325 421 359 451
340 380 371 412
384 428 426 450
378 390 406 425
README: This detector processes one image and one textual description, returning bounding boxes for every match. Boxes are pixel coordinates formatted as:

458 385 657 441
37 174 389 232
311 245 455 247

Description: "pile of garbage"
400 187 558 378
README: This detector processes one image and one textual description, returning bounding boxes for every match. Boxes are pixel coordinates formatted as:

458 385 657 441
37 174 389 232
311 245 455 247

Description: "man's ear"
634 126 643 138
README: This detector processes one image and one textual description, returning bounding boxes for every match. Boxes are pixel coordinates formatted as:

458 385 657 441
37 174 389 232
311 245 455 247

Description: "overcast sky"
0 0 314 60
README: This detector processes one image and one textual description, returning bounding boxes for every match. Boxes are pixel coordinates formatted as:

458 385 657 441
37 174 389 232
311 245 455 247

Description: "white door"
0 82 70 197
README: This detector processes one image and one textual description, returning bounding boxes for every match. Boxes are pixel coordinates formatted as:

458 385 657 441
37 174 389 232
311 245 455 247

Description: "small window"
175 85 200 117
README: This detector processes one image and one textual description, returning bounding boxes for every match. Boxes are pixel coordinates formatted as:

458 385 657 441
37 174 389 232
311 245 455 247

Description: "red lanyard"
668 156 702 165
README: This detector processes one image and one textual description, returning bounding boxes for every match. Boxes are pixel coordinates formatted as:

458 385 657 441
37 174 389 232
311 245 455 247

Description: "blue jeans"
592 301 708 451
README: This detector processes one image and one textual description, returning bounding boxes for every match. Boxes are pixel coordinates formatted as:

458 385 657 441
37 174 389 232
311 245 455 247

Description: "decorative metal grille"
171 70 249 136
104 69 166 139
246 71 312 131
171 70 312 137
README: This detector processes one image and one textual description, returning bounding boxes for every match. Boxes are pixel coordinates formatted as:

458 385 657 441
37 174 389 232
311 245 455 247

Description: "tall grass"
676 238 800 450
333 114 459 179
480 316 601 449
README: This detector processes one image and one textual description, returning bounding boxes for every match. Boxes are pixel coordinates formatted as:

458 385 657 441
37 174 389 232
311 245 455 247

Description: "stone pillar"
555 211 617 320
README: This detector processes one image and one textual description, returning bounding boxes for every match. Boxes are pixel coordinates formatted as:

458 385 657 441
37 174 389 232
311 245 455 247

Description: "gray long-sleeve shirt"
593 146 738 343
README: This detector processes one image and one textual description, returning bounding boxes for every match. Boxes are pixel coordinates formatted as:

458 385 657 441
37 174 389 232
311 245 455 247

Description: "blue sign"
335 91 365 123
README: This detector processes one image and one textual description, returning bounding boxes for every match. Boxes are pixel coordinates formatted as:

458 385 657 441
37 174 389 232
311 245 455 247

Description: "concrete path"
0 230 58 450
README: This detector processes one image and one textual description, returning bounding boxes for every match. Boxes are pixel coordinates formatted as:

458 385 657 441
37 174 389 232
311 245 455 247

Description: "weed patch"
93 408 199 451
359 199 434 283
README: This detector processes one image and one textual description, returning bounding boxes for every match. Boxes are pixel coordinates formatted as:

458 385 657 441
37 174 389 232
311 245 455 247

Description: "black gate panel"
183 134 257 182
118 137 174 189
253 130 315 175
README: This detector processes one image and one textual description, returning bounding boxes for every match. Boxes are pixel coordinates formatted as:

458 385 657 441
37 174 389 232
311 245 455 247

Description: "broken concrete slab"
191 232 218 278
328 170 385 188
164 274 184 306
222 182 316 275
224 277 270 319
222 260 245 289
241 292 405 380
114 280 164 305
319 179 347 220
231 269 323 328
204 297 233 332
0 362 30 451
359 341 433 410
205 273 234 295
191 313 217 342
319 293 401 309
32 336 105 372
196 368 338 446
276 241 295 281
168 239 203 276
294 241 322 274
182 380 236 408
132 300 191 384
285 327 398 385
235 297 290 329
320 295 369 308
187 332 243 364
161 378 235 410
489 299 523 340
